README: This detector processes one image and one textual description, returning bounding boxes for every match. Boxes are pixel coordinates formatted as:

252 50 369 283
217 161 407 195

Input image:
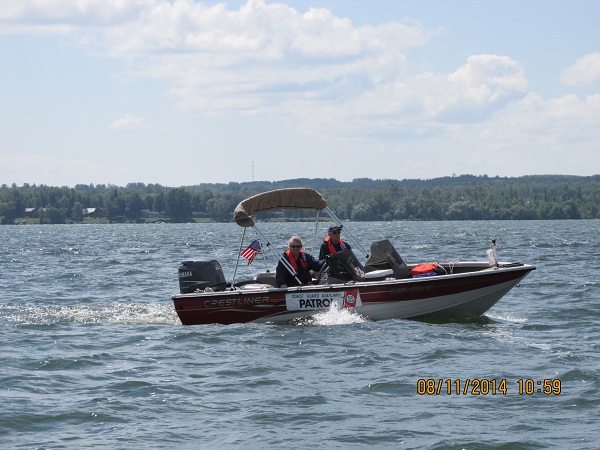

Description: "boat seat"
254 272 276 287
364 269 394 280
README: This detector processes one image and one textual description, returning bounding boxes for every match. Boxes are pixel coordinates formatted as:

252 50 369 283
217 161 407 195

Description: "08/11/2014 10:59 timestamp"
417 379 562 396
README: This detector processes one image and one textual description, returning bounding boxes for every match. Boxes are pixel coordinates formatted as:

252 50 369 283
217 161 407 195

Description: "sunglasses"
330 231 341 234
290 245 302 249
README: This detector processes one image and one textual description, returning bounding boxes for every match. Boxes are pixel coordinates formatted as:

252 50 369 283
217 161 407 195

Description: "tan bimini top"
233 188 327 227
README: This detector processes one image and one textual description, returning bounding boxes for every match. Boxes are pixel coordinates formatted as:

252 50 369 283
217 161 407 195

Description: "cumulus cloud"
0 0 436 112
1 0 595 164
108 114 145 130
100 0 437 121
413 54 528 122
474 91 600 167
561 52 600 86
293 53 528 140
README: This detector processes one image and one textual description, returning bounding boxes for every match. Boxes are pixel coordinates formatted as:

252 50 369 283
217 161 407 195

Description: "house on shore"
24 207 40 218
83 208 106 219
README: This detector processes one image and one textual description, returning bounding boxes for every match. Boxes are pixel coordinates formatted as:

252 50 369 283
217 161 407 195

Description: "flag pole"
231 228 247 289
257 236 270 271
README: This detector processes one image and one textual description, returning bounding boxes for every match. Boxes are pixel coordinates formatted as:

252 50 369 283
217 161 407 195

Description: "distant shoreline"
2 174 599 224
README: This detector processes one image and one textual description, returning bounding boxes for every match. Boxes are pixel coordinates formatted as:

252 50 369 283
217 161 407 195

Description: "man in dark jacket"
319 225 351 259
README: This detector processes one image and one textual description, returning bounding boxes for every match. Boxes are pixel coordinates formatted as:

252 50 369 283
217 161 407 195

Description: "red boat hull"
172 263 535 325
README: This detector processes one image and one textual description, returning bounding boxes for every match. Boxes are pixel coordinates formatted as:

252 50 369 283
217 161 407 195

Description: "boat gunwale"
172 262 535 299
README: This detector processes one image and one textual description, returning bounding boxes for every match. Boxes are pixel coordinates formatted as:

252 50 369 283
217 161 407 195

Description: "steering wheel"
314 261 329 284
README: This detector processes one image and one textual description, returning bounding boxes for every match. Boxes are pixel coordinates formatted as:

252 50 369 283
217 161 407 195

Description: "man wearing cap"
319 225 351 259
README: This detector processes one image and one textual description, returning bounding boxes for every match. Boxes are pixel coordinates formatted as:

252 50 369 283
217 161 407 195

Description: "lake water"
1 220 599 449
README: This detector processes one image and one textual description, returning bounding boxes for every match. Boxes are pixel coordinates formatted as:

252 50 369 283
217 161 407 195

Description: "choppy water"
1 221 599 449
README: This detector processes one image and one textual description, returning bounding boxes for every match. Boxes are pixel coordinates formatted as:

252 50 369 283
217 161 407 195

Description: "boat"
172 188 535 325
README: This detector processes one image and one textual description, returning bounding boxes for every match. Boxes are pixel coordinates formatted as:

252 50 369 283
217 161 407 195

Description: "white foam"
4 302 180 326
311 305 367 326
486 311 528 323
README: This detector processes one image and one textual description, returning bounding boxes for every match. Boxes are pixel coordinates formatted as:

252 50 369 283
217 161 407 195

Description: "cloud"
0 0 436 110
289 53 528 141
108 114 145 130
103 0 438 122
2 1 524 128
412 54 528 123
2 0 598 179
473 91 600 168
561 52 600 86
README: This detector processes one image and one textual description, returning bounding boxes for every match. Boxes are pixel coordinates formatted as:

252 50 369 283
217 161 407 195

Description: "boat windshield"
365 240 411 278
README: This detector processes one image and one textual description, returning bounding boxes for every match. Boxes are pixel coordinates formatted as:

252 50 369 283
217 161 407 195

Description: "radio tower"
252 161 255 182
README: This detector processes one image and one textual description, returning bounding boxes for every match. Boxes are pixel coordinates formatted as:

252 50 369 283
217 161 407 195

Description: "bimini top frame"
230 188 368 287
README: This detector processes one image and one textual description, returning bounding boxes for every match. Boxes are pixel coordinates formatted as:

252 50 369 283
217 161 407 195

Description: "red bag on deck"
410 263 445 278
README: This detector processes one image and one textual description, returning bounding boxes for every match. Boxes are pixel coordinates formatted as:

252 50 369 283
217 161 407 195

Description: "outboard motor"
178 258 227 294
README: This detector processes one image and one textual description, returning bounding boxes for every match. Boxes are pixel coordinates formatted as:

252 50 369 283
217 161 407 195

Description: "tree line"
1 174 599 224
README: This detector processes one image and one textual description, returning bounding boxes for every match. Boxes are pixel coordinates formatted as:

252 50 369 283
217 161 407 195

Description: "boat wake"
1 302 180 326
486 311 528 323
305 306 367 326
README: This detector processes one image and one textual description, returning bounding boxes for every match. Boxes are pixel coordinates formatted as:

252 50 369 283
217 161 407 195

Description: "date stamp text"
416 379 562 395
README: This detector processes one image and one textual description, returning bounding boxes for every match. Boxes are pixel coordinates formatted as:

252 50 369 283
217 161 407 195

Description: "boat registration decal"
285 290 362 311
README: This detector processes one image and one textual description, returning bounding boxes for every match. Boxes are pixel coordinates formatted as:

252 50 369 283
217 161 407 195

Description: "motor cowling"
178 259 227 294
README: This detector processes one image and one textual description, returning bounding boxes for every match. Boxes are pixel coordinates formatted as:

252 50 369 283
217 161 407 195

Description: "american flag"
241 240 262 265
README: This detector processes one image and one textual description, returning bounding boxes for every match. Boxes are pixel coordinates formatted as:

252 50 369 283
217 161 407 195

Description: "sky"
1 0 599 187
